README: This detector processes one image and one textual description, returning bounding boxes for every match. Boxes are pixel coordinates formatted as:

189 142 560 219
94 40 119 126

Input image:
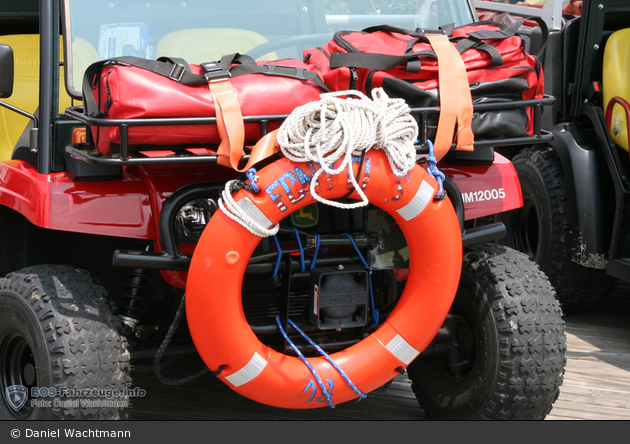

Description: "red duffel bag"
303 21 546 161
82 53 328 163
304 21 544 98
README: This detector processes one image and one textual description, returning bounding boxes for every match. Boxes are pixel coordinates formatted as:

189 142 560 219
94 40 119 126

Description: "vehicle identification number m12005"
462 188 506 203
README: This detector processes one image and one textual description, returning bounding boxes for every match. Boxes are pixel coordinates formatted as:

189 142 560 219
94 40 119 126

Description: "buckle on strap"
201 61 232 82
168 63 186 82
415 27 446 35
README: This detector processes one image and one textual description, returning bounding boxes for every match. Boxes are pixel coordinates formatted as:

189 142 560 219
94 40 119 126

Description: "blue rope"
310 233 321 271
285 318 367 400
272 235 282 279
274 233 371 406
289 227 305 273
342 233 379 326
245 168 259 192
425 140 447 200
275 316 335 408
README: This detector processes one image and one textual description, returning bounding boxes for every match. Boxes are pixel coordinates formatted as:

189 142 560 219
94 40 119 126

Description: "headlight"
175 198 218 242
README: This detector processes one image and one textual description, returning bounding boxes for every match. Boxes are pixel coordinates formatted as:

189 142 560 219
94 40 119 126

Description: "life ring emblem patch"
186 149 462 409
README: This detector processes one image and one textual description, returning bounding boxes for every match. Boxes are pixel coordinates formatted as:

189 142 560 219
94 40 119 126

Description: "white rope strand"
277 88 418 209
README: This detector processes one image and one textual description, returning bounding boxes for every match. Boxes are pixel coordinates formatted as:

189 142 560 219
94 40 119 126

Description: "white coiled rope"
277 88 418 209
219 88 418 237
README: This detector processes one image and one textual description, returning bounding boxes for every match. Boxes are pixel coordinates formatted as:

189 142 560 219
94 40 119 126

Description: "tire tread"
409 244 567 420
0 265 130 420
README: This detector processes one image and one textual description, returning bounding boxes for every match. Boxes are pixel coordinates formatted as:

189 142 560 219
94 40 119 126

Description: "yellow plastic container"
603 28 630 152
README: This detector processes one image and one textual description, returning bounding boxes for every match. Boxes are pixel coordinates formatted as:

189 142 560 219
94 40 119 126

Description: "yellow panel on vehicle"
0 35 77 162
603 28 630 152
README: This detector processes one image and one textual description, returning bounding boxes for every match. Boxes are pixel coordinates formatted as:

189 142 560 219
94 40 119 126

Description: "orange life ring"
186 149 462 409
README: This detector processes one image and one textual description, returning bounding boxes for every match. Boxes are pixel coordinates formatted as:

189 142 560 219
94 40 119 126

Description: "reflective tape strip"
224 352 268 387
396 180 433 221
238 197 274 228
385 334 420 365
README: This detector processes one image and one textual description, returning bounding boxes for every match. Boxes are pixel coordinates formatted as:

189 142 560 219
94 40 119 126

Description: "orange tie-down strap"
425 34 474 163
208 79 281 172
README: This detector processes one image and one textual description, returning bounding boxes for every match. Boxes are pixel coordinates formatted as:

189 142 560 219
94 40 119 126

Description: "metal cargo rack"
64 94 556 166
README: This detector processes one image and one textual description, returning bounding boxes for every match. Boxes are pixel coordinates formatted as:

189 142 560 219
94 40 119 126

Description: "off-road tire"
0 265 131 420
496 146 617 313
407 244 566 420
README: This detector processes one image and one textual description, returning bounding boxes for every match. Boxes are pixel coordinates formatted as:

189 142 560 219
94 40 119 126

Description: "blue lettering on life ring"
303 379 335 403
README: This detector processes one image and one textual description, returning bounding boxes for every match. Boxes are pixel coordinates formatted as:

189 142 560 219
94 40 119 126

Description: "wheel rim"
423 284 489 384
511 198 539 260
447 312 477 378
420 310 478 381
1 333 37 419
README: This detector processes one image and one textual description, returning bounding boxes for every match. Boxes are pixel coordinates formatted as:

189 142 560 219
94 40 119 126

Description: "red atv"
0 0 565 420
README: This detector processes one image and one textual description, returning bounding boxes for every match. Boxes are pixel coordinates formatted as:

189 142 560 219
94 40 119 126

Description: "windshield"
62 0 476 98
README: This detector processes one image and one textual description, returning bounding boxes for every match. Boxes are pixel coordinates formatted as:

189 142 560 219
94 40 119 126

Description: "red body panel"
0 154 522 236
0 160 237 239
0 160 236 289
0 160 155 238
440 152 523 220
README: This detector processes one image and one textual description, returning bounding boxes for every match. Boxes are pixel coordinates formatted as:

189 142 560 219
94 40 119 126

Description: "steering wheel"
245 33 332 59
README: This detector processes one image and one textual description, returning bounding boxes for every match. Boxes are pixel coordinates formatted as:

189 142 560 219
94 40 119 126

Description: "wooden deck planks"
544 284 630 420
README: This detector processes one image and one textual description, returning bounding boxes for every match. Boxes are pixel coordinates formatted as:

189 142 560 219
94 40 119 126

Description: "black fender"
547 120 614 266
